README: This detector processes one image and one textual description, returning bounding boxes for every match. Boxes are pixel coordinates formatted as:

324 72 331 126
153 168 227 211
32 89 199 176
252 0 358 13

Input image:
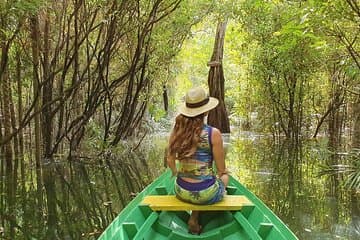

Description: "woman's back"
177 125 214 181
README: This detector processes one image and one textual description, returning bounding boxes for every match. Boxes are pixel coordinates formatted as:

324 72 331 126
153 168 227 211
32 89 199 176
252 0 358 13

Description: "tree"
30 14 42 166
207 20 230 133
239 1 321 142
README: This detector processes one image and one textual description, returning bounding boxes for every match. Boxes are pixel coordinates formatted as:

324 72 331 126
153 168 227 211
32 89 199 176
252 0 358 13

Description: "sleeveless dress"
174 124 225 204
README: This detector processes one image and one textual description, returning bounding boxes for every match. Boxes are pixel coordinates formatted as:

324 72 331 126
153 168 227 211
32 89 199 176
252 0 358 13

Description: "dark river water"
0 131 359 239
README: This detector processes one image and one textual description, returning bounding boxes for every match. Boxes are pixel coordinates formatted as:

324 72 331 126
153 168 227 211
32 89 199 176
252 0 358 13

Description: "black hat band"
186 97 209 108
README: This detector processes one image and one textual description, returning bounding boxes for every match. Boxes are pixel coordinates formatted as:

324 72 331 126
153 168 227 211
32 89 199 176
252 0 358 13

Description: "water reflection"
227 133 360 240
0 141 163 240
0 133 359 239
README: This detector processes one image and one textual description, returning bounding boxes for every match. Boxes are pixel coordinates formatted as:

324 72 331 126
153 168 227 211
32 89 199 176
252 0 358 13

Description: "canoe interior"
98 170 298 240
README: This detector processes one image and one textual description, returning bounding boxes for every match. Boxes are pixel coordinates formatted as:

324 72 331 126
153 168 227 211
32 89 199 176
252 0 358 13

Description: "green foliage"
84 119 109 151
146 0 216 116
182 0 359 145
222 20 259 125
170 15 216 108
0 0 43 17
343 151 360 190
148 104 167 121
235 1 322 135
13 0 43 13
318 149 360 191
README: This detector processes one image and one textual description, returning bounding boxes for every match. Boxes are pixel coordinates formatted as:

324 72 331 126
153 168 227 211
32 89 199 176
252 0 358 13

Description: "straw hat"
178 86 219 117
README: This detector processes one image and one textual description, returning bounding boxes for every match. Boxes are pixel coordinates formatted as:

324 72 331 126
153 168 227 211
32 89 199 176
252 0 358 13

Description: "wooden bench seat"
141 195 253 211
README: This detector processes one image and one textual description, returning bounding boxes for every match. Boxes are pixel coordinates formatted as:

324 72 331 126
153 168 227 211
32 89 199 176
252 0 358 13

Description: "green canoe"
98 169 298 240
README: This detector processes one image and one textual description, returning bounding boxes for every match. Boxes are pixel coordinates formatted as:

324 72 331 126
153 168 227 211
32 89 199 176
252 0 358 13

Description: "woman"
166 86 229 235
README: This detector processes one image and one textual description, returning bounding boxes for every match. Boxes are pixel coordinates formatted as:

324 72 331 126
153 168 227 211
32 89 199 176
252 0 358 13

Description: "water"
226 132 360 240
0 132 359 239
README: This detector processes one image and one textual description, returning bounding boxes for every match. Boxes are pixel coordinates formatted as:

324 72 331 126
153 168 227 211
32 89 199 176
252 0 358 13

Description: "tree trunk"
163 85 168 112
43 167 57 239
30 15 42 167
10 94 19 160
0 41 13 171
42 11 53 160
16 49 25 181
207 21 230 133
69 0 84 156
0 96 3 157
328 108 343 150
352 96 360 148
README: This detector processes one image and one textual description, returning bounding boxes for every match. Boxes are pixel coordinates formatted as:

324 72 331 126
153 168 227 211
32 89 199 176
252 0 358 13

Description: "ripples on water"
226 131 360 240
0 132 359 239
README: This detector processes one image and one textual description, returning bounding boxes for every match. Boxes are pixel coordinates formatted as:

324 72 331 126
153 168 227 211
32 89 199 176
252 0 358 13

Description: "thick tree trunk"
207 21 230 133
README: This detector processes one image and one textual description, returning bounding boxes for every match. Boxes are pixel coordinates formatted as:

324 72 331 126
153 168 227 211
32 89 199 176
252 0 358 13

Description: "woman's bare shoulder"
211 127 223 144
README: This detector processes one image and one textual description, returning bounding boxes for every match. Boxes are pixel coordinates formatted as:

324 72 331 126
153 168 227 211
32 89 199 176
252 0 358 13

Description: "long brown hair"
168 114 204 159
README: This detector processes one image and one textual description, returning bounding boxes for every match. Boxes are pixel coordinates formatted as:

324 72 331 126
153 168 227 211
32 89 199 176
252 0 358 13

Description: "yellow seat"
141 195 253 211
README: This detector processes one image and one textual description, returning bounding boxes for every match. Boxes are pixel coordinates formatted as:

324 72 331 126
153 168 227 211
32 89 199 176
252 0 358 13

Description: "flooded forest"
0 0 359 239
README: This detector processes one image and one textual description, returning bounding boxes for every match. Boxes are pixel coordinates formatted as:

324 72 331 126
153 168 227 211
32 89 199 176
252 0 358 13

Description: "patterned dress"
175 124 225 204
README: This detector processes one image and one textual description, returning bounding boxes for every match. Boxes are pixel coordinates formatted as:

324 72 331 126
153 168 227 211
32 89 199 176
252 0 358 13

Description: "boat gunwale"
98 169 298 240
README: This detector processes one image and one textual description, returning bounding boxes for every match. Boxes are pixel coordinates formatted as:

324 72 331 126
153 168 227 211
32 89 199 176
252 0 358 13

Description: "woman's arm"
167 152 177 177
212 128 229 186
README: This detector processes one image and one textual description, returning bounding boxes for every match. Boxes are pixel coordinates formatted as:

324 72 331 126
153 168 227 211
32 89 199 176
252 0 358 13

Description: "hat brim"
178 97 219 117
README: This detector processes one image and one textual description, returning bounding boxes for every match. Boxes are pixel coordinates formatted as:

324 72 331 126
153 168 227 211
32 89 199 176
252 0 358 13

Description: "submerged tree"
207 20 230 133
0 0 214 159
